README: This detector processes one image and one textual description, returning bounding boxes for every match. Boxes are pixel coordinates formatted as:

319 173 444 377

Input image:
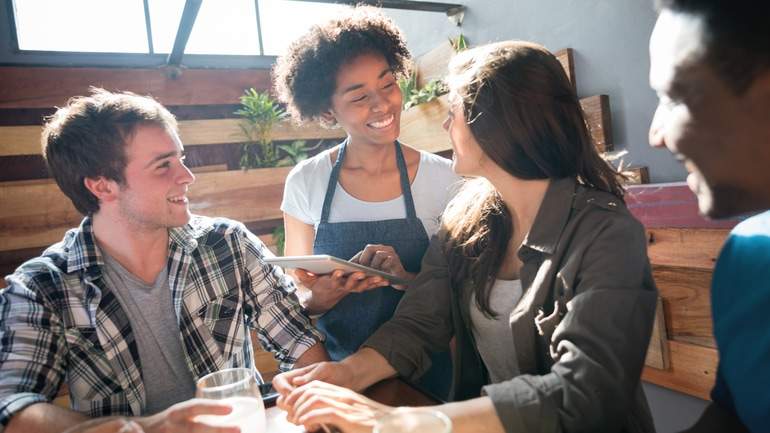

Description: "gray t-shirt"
469 279 523 384
101 251 196 414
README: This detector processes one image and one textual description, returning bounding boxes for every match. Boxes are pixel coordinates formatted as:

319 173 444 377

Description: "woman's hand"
295 268 389 314
350 245 416 290
282 381 395 433
274 361 356 399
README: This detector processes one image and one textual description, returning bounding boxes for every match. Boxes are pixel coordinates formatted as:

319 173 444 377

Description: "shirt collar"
64 216 104 274
520 177 577 255
64 215 210 273
169 216 212 253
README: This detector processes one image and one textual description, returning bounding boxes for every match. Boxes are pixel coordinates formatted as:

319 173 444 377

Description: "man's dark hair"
273 6 411 124
42 88 178 215
656 0 770 94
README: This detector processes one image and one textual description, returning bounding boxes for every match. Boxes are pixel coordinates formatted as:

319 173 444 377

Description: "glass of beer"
195 368 266 433
374 408 452 433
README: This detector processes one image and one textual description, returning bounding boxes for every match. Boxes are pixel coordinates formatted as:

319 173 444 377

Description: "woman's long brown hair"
442 41 625 317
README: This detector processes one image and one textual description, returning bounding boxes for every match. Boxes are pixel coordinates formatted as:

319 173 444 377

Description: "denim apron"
314 139 451 399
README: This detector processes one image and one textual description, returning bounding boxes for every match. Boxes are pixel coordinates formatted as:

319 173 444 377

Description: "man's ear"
83 176 118 203
320 110 336 125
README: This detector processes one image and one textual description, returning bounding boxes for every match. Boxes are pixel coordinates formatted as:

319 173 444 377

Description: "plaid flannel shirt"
0 216 323 428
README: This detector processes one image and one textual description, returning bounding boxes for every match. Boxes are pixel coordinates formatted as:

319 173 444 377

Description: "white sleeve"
280 163 315 225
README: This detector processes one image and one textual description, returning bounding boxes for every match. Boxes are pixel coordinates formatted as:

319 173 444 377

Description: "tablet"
264 254 407 285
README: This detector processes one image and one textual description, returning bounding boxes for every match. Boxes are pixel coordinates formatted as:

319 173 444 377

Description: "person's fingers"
118 420 145 433
167 400 233 423
381 256 396 273
292 363 339 389
348 276 380 293
295 268 318 285
284 372 327 408
327 270 346 289
343 272 367 291
291 389 360 425
274 365 314 395
357 244 382 266
364 277 388 291
369 250 392 270
349 251 363 264
298 407 375 433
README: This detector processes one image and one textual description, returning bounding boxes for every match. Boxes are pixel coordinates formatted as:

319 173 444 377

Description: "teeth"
167 196 187 203
368 115 394 129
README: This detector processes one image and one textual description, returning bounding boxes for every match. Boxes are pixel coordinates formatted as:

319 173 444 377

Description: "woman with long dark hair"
274 40 658 433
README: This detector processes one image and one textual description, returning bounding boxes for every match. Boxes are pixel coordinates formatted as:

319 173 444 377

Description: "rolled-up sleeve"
482 214 657 433
364 234 454 380
237 224 324 371
0 272 67 430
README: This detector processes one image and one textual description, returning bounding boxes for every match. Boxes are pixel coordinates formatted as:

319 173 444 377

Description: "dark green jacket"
365 177 657 433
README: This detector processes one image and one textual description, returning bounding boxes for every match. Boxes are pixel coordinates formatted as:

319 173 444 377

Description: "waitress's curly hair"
273 6 411 124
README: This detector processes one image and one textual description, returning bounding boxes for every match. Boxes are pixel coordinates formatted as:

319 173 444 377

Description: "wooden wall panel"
645 297 671 370
580 95 612 152
647 228 728 270
653 265 715 348
414 41 455 87
0 119 344 157
0 168 291 252
643 340 718 400
555 48 575 90
400 95 451 153
0 67 272 109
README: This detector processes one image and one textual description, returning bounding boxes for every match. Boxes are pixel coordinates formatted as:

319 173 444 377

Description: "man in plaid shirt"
0 89 327 433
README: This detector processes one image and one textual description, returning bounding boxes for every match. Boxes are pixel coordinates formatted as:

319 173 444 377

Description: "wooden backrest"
628 183 740 399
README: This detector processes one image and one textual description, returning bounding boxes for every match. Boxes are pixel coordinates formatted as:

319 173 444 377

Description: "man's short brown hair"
42 88 178 215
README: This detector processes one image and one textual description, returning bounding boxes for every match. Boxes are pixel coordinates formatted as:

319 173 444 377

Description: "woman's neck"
343 137 395 174
485 165 550 241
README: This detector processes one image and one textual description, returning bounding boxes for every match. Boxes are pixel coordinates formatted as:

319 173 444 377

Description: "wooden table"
266 378 441 432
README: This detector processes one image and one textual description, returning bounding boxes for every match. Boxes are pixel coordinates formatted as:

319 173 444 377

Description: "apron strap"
319 139 419 223
320 138 349 223
394 141 418 220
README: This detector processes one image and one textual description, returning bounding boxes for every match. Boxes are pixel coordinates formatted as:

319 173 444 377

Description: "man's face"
649 10 770 218
114 125 195 230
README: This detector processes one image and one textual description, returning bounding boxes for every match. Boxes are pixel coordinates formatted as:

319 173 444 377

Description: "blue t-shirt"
711 210 770 431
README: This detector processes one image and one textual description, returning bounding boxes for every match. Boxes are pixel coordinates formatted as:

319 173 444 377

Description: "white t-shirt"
281 147 461 237
470 278 523 384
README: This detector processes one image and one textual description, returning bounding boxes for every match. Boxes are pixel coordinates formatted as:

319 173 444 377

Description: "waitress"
274 7 459 398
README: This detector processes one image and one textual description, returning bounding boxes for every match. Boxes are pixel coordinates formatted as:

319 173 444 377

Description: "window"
8 0 461 65
150 0 260 55
258 0 350 56
13 0 148 53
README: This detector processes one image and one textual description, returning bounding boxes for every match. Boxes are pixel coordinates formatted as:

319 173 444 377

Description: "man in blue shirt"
648 1 770 431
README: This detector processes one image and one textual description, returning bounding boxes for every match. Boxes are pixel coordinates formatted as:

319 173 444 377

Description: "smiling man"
649 1 770 432
0 89 327 433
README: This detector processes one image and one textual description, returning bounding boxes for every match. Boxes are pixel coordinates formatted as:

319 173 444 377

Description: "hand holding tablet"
264 255 408 285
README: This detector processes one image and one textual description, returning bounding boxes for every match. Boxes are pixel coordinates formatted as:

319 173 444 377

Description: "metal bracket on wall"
166 0 203 72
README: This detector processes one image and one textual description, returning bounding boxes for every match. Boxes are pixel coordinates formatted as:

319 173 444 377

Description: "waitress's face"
443 94 488 177
325 53 402 148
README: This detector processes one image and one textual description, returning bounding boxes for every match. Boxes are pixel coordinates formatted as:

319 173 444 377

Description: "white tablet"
264 254 407 285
